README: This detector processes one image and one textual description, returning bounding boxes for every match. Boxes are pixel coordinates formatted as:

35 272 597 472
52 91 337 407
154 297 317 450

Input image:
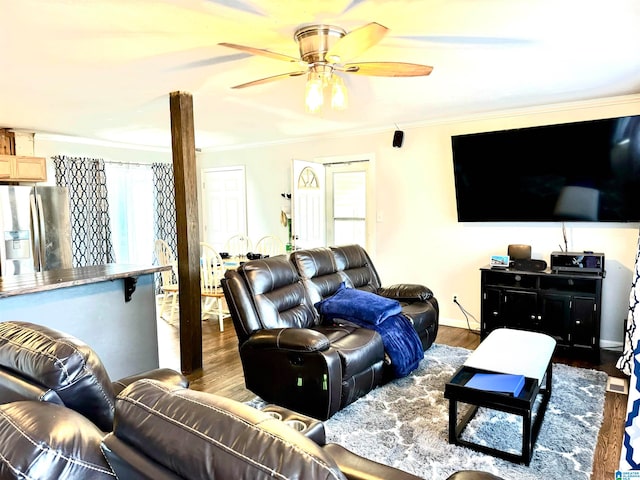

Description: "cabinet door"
502 289 538 329
571 296 597 348
0 155 46 182
540 293 571 345
481 287 502 336
13 156 46 181
0 156 10 179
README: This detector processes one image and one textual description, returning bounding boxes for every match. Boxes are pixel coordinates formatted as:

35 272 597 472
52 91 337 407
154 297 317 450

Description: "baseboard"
440 317 480 333
441 317 623 352
600 339 623 351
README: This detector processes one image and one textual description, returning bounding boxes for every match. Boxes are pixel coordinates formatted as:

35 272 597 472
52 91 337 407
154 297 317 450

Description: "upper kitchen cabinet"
0 129 47 182
0 155 47 182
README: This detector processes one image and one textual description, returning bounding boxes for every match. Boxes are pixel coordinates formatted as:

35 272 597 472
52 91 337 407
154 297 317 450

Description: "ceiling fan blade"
231 71 308 89
342 61 433 77
218 42 300 63
325 22 389 63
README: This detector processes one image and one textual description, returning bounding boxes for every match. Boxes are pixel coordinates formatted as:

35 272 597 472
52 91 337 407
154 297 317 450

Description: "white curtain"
104 163 155 265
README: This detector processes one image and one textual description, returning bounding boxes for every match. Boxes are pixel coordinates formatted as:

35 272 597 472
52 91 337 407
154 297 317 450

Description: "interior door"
292 160 325 249
201 167 246 251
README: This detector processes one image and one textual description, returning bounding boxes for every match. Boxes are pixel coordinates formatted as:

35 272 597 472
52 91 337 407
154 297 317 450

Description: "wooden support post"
169 91 202 374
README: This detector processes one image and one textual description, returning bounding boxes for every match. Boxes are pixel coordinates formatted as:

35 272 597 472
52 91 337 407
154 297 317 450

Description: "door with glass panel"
292 160 325 249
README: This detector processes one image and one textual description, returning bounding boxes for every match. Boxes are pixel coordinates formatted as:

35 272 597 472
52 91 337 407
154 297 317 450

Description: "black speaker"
393 130 404 148
507 244 532 260
512 259 547 272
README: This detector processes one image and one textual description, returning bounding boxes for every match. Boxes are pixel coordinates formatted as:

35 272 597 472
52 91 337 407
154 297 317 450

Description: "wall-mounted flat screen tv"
451 114 640 222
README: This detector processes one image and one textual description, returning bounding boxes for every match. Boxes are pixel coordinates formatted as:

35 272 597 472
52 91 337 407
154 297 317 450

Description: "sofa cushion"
237 256 319 329
290 247 348 304
315 324 384 379
0 321 116 432
0 401 114 479
112 379 348 480
330 245 381 292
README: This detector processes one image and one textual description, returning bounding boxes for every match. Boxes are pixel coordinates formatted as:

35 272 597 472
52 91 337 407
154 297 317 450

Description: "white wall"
32 95 640 349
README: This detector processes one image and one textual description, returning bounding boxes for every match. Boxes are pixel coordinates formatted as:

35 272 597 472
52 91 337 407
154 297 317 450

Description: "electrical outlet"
453 295 458 303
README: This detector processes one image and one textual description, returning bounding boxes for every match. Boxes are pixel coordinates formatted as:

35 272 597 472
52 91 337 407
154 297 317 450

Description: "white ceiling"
2 0 640 151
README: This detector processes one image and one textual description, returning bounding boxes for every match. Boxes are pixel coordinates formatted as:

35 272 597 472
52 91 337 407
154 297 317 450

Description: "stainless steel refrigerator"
0 185 72 276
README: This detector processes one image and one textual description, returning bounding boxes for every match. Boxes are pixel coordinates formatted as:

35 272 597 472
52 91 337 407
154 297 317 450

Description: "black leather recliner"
223 254 385 420
0 320 188 431
222 244 439 419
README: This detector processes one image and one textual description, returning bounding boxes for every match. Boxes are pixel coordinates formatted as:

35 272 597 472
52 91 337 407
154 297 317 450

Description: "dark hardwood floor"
157 318 626 480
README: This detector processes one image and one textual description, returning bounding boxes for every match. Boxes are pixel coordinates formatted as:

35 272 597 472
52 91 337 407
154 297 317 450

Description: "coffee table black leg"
523 410 532 466
448 399 457 443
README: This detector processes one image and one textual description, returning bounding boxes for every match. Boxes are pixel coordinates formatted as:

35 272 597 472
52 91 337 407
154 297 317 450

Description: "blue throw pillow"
315 283 402 326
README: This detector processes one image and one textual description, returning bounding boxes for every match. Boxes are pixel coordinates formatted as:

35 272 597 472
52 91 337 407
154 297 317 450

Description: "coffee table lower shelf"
444 364 552 465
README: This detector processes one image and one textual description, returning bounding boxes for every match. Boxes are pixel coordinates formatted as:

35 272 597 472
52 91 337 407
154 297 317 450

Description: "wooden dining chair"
224 234 253 257
200 242 229 331
154 239 179 324
255 235 285 257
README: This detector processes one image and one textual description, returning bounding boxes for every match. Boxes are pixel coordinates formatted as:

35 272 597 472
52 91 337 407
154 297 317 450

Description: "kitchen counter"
0 263 171 378
0 263 169 298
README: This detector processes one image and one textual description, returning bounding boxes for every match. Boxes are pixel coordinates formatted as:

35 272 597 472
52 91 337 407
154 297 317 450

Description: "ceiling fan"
218 22 433 112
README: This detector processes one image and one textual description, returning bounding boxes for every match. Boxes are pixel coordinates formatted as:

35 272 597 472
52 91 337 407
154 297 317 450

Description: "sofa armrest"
322 443 424 480
0 367 65 404
377 284 433 302
112 368 189 396
246 328 330 352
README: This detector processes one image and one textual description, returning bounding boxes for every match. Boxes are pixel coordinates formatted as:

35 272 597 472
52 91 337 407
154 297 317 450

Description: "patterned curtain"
619 230 640 470
152 163 176 291
52 155 114 266
617 232 640 376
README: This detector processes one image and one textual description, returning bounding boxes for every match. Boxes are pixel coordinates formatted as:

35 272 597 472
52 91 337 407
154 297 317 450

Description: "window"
325 160 370 248
332 170 366 246
105 163 154 264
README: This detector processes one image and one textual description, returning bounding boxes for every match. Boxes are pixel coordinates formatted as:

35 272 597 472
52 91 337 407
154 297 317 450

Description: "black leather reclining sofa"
0 379 504 480
0 318 502 480
222 244 439 420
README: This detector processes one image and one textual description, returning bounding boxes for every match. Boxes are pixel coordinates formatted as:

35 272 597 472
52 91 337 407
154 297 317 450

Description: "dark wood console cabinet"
480 266 603 360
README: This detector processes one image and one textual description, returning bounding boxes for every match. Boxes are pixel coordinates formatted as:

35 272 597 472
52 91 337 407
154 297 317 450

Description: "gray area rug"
249 343 607 479
324 343 607 480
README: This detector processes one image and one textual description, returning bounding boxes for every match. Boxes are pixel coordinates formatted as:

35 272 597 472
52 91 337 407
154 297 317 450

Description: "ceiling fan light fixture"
305 72 324 113
331 75 348 110
220 22 433 111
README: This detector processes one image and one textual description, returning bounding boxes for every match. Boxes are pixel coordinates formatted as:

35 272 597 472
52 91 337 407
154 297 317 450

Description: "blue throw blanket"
315 284 424 378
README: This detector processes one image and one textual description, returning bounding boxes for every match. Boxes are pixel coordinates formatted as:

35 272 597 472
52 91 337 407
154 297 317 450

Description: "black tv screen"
451 115 640 222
